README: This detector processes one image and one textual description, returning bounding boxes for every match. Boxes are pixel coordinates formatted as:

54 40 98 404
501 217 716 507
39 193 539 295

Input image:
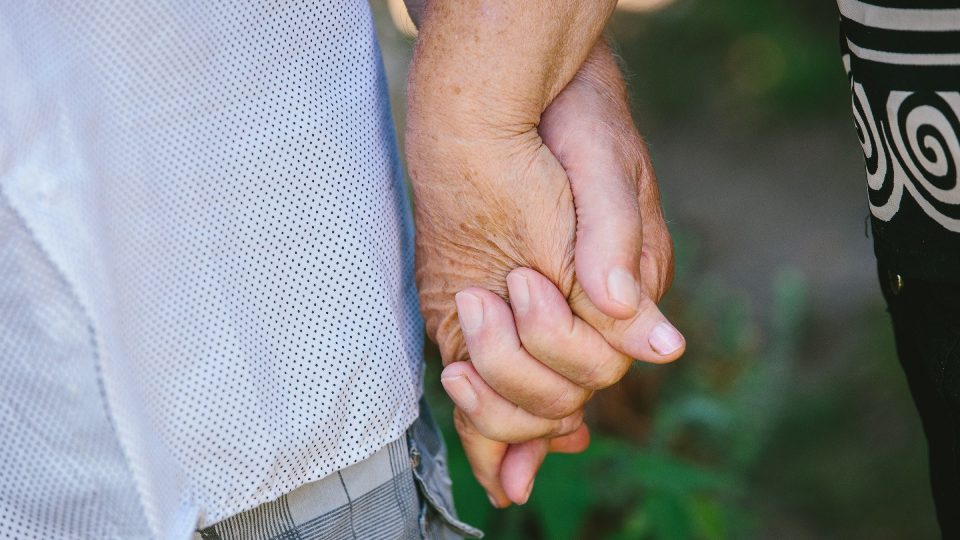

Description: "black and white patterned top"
839 0 960 280
0 1 423 538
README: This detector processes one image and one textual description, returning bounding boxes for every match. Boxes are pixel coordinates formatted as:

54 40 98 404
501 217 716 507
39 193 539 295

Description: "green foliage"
609 0 849 124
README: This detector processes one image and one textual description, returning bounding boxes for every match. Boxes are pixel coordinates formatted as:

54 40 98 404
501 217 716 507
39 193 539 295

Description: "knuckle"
518 326 576 367
454 402 504 442
470 416 505 442
580 357 628 390
536 386 588 420
636 297 662 322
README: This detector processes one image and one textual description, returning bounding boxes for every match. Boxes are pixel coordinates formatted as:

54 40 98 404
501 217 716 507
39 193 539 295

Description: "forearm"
406 0 617 143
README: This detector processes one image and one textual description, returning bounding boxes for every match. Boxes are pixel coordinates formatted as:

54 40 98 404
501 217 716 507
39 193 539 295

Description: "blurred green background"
372 1 938 538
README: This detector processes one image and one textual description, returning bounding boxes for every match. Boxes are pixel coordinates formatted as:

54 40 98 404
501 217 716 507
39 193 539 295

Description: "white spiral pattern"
852 79 902 221
889 92 960 203
855 82 960 232
886 91 960 231
852 81 888 191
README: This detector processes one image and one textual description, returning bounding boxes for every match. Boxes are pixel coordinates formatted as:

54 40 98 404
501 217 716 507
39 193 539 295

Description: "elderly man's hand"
445 41 681 507
408 32 683 506
405 0 683 507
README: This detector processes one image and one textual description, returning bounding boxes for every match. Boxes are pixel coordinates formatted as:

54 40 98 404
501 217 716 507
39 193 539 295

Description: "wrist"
405 1 617 146
406 57 542 147
405 114 542 198
405 74 544 185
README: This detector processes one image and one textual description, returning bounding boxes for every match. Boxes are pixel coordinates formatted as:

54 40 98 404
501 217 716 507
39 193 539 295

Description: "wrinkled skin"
409 42 675 378
410 135 578 364
407 39 682 507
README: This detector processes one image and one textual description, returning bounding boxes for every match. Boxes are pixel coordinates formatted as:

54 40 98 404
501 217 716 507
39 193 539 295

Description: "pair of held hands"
406 35 685 506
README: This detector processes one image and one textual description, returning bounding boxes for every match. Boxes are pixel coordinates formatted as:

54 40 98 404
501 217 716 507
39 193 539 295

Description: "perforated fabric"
0 195 151 539
0 1 423 538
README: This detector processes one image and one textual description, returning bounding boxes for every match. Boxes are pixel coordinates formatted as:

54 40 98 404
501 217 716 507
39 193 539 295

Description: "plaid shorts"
195 400 482 540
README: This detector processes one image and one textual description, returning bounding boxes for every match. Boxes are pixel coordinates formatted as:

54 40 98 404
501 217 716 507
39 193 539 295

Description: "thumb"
567 146 686 365
566 137 646 321
543 113 684 364
539 49 646 322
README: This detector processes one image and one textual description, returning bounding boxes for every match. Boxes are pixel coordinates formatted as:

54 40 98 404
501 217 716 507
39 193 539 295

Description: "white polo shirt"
0 1 423 538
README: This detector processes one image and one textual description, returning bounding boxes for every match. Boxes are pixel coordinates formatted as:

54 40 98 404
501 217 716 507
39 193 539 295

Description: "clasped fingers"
441 361 584 443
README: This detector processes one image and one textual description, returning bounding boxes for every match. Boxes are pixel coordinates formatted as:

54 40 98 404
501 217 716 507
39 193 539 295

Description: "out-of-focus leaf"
529 453 595 540
690 496 728 540
627 453 735 495
647 494 695 540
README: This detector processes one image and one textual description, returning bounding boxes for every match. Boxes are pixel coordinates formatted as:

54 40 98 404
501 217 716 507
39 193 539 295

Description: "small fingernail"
441 375 478 411
487 493 500 508
520 479 535 505
607 266 641 311
507 273 530 314
649 321 684 355
455 291 484 334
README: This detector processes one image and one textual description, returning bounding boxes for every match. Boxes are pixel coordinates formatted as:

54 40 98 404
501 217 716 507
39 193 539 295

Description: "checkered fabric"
196 404 483 540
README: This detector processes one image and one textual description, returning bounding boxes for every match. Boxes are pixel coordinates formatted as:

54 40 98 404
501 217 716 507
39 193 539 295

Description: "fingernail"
441 375 478 411
487 493 500 508
455 291 484 334
649 322 684 355
507 273 530 314
520 479 535 505
607 266 641 311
